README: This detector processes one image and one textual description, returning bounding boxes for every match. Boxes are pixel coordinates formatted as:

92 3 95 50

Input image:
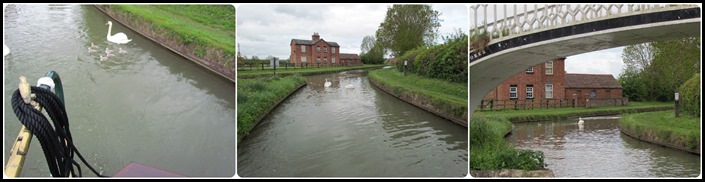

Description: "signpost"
270 57 279 76
675 92 680 118
403 60 407 75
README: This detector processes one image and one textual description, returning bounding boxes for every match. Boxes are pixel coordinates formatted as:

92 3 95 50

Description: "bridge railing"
469 4 698 53
478 98 629 111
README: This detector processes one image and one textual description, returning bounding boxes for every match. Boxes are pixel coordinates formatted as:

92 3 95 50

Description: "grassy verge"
476 102 673 122
237 76 306 142
620 110 700 152
237 64 385 78
101 5 236 79
470 115 546 171
368 68 467 124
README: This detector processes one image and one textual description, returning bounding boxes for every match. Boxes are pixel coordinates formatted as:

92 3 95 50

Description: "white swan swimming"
344 82 354 89
3 43 9 56
578 117 584 125
106 21 132 44
324 79 332 87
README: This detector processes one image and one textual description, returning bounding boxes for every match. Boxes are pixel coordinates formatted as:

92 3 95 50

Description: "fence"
478 98 629 111
237 62 359 71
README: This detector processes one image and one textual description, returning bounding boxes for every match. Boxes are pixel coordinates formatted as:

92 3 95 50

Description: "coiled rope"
11 86 106 177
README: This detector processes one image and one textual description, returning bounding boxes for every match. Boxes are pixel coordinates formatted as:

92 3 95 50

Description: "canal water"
237 69 468 177
508 117 700 177
4 5 235 177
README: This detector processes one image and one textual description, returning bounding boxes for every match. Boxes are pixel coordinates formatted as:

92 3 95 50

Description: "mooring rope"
11 86 106 177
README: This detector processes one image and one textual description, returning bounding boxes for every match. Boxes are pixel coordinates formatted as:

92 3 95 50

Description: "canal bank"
475 102 673 122
469 115 553 177
94 5 235 82
237 76 307 143
619 110 701 155
368 68 467 126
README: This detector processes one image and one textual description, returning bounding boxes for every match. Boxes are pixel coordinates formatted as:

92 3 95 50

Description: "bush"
469 115 546 171
678 73 700 117
395 34 468 83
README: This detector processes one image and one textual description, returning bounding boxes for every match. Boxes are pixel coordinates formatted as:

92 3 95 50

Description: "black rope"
11 86 107 177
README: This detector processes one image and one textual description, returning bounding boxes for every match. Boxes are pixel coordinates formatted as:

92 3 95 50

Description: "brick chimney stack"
312 32 320 41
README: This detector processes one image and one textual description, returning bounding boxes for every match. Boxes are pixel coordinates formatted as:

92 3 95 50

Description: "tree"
375 4 442 57
619 37 701 102
360 35 386 64
361 35 376 55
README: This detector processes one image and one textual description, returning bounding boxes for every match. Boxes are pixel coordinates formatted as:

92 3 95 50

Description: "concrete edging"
237 82 307 143
93 5 235 83
368 76 467 127
619 124 701 155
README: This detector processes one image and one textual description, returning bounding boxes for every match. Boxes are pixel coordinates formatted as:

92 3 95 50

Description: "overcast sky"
236 4 468 59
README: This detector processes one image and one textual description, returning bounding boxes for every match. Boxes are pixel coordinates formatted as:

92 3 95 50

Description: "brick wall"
483 58 566 101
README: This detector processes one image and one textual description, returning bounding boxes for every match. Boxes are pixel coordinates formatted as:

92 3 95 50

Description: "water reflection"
237 71 467 177
508 117 700 177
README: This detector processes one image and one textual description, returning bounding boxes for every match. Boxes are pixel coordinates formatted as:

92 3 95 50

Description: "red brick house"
289 32 361 67
483 58 567 101
481 58 626 109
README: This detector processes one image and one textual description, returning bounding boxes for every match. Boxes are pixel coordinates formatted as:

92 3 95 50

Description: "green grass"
237 64 385 78
237 76 306 142
470 115 546 171
620 110 701 150
476 102 673 122
368 68 467 119
112 5 235 56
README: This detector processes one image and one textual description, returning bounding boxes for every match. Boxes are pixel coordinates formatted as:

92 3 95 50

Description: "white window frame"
545 61 554 75
545 84 554 99
332 57 336 63
526 67 533 73
331 47 335 53
324 57 327 64
301 56 307 63
324 47 327 52
526 86 534 99
301 45 306 52
317 57 321 63
509 86 517 99
317 46 321 52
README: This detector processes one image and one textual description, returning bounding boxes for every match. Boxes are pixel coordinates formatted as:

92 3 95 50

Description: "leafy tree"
360 35 386 64
375 4 442 57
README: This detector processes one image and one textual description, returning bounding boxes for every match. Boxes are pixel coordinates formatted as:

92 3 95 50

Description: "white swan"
3 43 9 56
105 47 113 54
344 82 354 89
106 21 132 44
578 117 584 125
324 79 331 87
118 47 127 54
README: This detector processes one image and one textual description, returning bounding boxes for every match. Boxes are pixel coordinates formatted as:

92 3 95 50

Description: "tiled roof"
565 74 622 89
339 53 360 59
291 39 340 47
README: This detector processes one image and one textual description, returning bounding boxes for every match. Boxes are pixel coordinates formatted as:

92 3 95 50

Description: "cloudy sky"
236 4 468 60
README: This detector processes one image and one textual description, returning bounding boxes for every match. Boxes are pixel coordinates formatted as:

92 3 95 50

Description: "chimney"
312 32 320 41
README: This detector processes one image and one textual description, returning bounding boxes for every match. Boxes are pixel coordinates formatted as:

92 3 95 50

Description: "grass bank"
469 115 546 171
98 5 236 81
620 110 700 154
237 76 306 142
237 64 385 78
368 68 467 126
475 102 673 122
